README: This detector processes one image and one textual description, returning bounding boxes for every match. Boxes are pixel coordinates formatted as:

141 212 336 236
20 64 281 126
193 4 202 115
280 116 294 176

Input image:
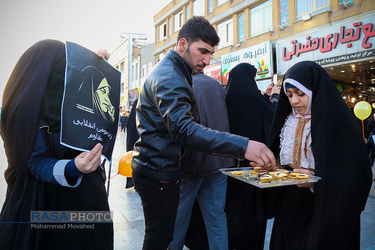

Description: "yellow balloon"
354 101 372 120
118 151 134 177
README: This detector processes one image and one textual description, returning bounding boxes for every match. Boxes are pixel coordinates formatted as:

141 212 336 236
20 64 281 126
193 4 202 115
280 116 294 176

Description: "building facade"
153 0 375 106
109 34 152 112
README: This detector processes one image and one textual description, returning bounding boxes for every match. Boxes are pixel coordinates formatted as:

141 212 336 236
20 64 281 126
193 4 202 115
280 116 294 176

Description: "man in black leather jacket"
131 16 276 250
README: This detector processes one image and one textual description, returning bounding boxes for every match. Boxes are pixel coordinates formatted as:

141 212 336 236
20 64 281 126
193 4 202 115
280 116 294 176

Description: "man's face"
181 39 215 74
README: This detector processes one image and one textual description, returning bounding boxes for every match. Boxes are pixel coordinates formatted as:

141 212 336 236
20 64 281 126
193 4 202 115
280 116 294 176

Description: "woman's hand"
265 82 273 96
75 143 103 174
295 168 315 189
271 80 281 95
96 49 110 60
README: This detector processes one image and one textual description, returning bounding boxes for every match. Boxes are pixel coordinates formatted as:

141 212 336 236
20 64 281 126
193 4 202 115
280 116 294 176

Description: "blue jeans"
169 172 228 250
132 171 181 250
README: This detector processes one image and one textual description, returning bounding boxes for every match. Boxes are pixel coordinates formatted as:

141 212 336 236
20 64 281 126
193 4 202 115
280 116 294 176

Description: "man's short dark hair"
177 16 220 47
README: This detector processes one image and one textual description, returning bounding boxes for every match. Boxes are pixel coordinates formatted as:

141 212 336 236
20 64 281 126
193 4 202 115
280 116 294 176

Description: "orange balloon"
118 151 133 177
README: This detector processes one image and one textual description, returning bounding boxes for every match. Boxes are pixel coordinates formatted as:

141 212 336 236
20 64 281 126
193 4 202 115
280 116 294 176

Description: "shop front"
220 41 274 91
204 61 222 84
276 11 375 108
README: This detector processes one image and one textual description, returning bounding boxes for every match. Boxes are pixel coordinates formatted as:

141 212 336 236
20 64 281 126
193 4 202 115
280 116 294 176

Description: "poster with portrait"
61 41 121 162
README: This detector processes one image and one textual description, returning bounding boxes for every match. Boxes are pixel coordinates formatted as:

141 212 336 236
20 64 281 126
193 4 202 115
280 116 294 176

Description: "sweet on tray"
219 167 321 188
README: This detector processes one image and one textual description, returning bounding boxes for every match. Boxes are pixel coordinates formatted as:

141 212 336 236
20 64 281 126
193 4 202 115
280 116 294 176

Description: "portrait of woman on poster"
93 77 115 123
79 66 116 124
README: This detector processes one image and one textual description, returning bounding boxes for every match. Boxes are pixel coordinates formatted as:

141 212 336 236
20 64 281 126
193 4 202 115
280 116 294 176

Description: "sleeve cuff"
65 158 83 179
53 160 83 188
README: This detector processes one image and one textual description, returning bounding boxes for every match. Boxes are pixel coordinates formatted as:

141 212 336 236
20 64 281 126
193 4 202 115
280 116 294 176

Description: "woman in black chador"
0 40 113 249
268 61 372 249
225 62 277 250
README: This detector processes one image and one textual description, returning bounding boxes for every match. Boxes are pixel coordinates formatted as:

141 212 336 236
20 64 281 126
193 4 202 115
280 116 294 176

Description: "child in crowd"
267 61 372 249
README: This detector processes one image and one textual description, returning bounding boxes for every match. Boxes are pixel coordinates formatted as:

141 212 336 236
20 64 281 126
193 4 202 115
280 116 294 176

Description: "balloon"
354 101 372 120
118 151 134 177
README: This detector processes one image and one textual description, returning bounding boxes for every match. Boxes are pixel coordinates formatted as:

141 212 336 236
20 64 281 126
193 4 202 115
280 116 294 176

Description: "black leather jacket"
132 50 248 181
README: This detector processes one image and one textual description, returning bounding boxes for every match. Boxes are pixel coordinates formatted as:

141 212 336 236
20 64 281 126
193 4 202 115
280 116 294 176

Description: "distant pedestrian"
125 99 139 189
120 113 127 133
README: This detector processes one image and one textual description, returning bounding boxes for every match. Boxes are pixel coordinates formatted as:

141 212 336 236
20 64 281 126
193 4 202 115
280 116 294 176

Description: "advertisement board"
221 41 273 85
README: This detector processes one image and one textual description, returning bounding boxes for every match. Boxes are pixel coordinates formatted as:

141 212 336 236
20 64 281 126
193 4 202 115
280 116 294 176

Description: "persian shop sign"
204 62 222 84
277 14 375 74
221 41 272 85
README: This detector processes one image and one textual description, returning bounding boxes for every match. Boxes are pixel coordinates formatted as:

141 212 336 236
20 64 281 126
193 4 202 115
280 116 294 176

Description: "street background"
0 130 375 249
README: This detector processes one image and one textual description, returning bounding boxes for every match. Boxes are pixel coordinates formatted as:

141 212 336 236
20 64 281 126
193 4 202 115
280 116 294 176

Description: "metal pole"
106 161 112 197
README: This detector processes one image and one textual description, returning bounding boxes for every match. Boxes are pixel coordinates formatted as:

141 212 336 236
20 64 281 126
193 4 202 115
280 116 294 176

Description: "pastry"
268 171 277 177
289 172 299 179
276 169 289 175
249 170 257 177
296 173 309 179
275 172 288 181
231 171 243 176
258 170 269 177
254 166 262 172
265 163 272 171
260 174 273 183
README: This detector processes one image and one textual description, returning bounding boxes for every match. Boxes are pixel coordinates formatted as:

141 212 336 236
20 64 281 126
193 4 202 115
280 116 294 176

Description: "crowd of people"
0 16 374 250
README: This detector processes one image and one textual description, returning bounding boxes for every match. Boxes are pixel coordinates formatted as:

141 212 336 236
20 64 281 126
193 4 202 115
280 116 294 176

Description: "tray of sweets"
219 167 321 188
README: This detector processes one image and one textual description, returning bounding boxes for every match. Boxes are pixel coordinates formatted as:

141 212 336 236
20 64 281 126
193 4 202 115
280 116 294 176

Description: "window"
132 65 135 81
159 22 166 41
168 18 172 36
142 65 147 78
135 63 139 81
340 0 353 4
238 14 245 43
209 0 213 13
186 5 190 21
157 52 166 62
174 10 183 32
280 0 289 27
217 0 229 7
194 0 205 17
148 62 153 77
120 61 125 72
217 18 233 49
296 0 329 20
250 0 272 37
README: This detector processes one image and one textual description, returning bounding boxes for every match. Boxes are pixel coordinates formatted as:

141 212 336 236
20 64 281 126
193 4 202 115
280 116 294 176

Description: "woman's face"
96 85 111 112
286 87 310 115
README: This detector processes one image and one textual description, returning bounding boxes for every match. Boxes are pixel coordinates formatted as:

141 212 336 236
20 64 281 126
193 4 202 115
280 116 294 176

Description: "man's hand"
75 143 103 174
245 140 276 169
96 49 110 60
